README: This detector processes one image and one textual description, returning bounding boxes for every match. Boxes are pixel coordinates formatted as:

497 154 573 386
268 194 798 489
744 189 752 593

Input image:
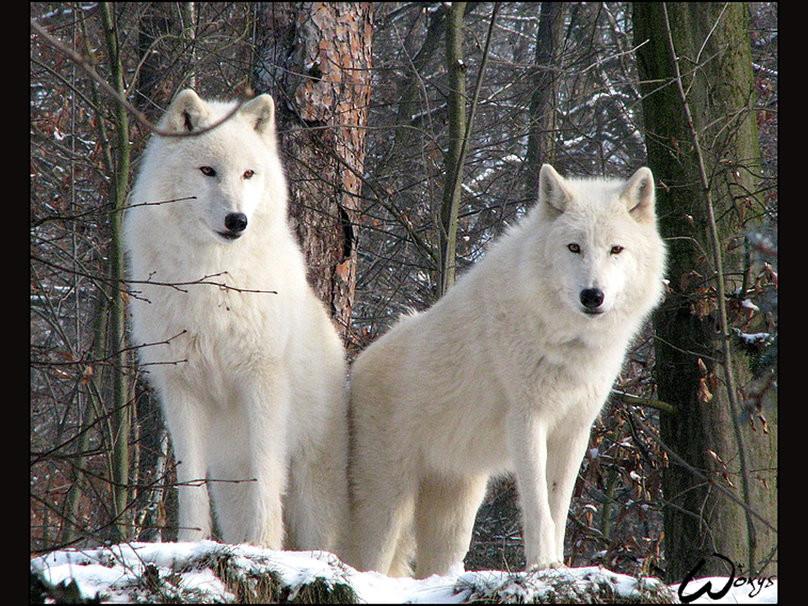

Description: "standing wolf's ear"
538 164 572 213
622 167 656 223
240 94 275 138
163 89 209 133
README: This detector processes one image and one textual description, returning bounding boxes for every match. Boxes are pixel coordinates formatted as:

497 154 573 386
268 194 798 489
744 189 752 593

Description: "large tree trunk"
254 3 373 342
634 2 776 582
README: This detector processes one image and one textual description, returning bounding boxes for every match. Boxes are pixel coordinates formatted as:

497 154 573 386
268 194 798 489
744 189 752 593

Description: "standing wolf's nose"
580 288 604 309
224 213 248 232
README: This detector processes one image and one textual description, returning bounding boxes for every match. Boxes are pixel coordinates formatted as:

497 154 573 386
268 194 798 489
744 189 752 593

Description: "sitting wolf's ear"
622 167 656 223
240 94 275 138
538 164 572 214
163 89 209 133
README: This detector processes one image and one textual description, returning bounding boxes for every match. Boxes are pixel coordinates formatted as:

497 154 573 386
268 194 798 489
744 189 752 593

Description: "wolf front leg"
546 423 592 564
158 381 212 542
206 405 263 546
238 372 290 549
506 410 561 570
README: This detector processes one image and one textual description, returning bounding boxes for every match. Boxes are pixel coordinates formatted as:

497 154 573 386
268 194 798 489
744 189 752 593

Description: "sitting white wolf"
348 164 666 577
124 90 348 553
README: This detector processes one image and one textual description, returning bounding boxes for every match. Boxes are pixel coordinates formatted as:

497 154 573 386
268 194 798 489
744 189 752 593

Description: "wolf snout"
224 212 248 233
217 212 248 241
580 288 604 313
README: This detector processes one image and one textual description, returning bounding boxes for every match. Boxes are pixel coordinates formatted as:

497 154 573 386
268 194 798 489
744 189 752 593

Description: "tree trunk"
135 4 174 120
390 6 447 158
634 2 776 581
525 2 563 197
181 2 196 89
101 1 132 542
438 1 467 298
388 4 480 172
254 3 373 342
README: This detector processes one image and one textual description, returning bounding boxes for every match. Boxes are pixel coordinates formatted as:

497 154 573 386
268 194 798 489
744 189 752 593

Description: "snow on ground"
30 541 778 603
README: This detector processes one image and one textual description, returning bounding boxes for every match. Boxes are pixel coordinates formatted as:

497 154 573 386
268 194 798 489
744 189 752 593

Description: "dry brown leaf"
697 377 714 403
758 413 769 434
691 288 716 318
335 260 351 282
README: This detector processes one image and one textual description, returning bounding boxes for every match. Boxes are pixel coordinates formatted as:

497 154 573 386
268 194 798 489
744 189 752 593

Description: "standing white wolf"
124 90 348 553
348 164 666 577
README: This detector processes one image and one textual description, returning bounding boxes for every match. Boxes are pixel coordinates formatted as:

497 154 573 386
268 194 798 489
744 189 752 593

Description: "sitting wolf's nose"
225 213 248 232
580 288 604 308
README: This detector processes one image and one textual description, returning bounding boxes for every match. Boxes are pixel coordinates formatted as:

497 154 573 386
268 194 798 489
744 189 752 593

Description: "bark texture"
256 3 373 340
634 2 777 581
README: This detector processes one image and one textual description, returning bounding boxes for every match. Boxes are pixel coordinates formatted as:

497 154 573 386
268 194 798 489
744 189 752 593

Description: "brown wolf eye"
611 245 624 255
200 166 216 177
243 170 255 179
567 243 581 253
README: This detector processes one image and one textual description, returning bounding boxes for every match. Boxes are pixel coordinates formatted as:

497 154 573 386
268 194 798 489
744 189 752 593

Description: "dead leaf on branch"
691 287 717 319
697 376 713 404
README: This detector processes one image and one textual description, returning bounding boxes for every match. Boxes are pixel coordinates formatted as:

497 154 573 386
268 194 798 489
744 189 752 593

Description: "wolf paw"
527 559 564 571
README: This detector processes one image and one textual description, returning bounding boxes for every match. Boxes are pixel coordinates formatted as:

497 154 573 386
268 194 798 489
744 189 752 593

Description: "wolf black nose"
224 213 248 232
580 288 604 309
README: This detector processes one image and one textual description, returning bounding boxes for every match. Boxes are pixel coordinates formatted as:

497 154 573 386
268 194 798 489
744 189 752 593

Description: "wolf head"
130 89 286 246
530 164 666 324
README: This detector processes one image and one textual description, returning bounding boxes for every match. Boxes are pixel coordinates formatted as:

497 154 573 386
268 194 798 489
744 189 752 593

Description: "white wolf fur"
124 90 348 554
348 164 666 577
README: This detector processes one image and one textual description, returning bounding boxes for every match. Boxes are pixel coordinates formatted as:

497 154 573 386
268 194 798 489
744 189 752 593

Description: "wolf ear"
538 164 572 213
622 167 656 223
240 94 275 137
163 89 209 133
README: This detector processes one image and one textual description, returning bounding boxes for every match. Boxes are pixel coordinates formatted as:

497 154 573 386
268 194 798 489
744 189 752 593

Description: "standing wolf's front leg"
157 379 212 542
547 424 592 564
506 410 561 570
240 371 290 549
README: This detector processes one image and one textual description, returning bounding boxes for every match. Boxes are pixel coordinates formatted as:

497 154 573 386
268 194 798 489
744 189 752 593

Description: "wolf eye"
610 245 624 255
567 243 581 254
200 166 216 177
243 170 255 179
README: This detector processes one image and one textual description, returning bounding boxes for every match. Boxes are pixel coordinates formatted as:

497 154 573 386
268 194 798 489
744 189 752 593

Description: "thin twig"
31 256 279 296
31 18 246 138
631 412 775 534
611 389 677 415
